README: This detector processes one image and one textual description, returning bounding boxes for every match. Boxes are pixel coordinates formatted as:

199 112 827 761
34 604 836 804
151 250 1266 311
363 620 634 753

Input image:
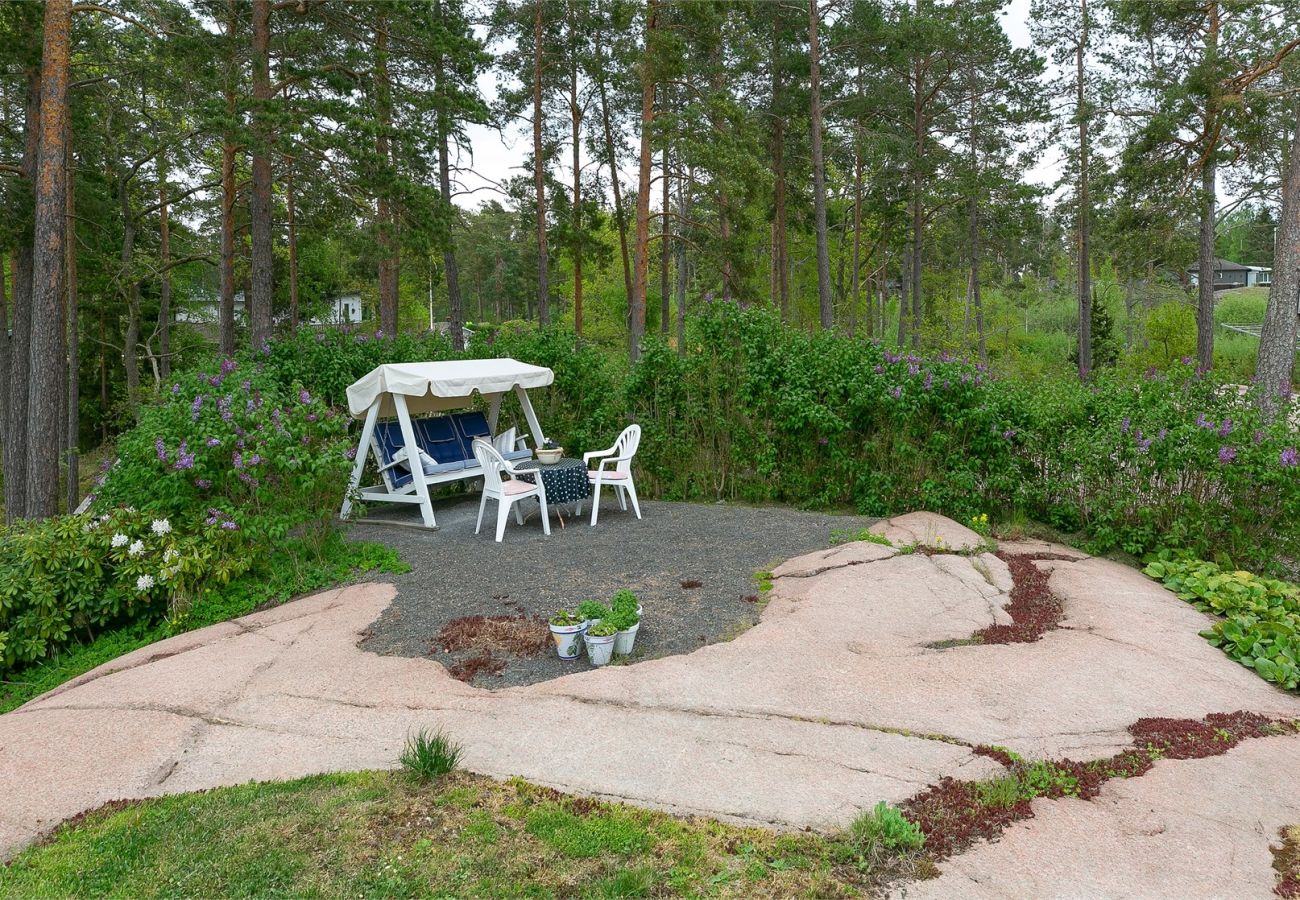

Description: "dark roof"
1186 258 1264 273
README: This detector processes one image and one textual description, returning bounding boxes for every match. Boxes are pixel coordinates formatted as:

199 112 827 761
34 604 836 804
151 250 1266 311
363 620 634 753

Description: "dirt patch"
902 712 1299 866
434 615 551 656
975 553 1071 644
446 652 507 683
680 579 703 589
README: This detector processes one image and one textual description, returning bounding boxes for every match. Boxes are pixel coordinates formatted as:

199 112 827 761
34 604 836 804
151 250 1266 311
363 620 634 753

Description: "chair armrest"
583 445 619 464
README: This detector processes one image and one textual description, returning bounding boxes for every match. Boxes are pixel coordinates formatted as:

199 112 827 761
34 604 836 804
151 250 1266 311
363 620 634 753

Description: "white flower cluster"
136 574 155 592
128 540 144 558
151 518 171 536
111 533 128 548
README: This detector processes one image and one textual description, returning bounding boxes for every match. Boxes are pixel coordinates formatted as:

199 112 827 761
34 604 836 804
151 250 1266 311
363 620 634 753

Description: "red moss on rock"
972 745 1018 768
901 777 1034 858
446 652 506 682
976 553 1068 644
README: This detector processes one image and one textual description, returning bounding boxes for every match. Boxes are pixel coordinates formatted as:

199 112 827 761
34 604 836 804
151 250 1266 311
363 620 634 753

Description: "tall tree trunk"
968 83 986 361
770 16 790 319
808 0 832 329
25 0 71 519
248 0 274 349
0 252 7 464
375 11 398 335
675 163 689 356
1195 1 1220 371
66 132 79 512
568 21 583 338
435 0 466 352
910 56 925 348
660 140 670 334
1075 0 1092 376
219 0 238 356
286 160 299 327
4 69 38 523
898 247 911 347
117 173 140 410
533 0 550 325
597 59 632 306
158 156 172 380
1256 97 1300 416
850 118 864 339
629 1 658 362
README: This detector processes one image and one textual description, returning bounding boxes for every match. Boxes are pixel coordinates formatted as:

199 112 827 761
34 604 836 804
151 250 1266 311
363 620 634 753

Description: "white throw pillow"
391 446 442 475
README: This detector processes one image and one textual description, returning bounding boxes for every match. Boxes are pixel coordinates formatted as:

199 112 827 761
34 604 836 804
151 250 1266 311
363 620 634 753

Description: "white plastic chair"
472 439 551 542
577 424 642 527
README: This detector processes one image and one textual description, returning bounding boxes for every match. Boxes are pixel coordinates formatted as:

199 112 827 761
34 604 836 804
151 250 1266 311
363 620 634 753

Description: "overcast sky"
449 0 1061 210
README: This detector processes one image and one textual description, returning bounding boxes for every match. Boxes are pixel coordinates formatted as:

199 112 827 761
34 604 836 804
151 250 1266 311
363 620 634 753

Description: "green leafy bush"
849 801 926 857
0 509 251 675
1144 553 1299 691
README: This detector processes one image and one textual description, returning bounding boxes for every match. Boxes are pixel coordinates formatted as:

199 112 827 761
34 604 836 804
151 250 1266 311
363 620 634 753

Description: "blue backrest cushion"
453 411 493 458
414 416 466 463
372 421 413 490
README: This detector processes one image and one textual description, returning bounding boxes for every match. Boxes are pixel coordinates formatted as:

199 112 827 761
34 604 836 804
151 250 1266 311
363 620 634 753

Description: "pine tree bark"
286 160 299 327
809 0 832 329
66 132 79 512
1075 0 1092 376
434 0 466 352
567 17 583 338
850 118 864 339
375 10 398 335
533 0 550 325
597 59 632 305
968 83 986 361
770 16 790 319
660 141 670 335
1195 1 1220 371
3 69 38 523
25 0 72 519
629 0 657 362
219 0 238 356
158 156 172 380
1256 98 1300 417
675 163 689 356
248 0 274 349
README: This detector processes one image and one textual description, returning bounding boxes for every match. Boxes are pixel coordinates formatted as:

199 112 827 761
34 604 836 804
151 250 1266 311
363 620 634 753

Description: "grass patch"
1275 824 1300 898
0 536 406 714
1 771 918 897
400 729 463 781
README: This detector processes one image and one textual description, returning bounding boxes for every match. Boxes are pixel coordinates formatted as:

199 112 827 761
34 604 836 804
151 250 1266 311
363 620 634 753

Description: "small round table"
514 457 591 524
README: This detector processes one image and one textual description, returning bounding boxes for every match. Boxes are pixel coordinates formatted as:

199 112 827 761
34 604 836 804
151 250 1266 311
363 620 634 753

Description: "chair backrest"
454 411 493 458
372 421 414 490
413 416 465 464
613 424 641 474
472 438 509 493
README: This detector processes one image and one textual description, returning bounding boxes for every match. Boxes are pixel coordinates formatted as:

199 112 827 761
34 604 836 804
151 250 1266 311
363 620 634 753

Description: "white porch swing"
339 358 554 529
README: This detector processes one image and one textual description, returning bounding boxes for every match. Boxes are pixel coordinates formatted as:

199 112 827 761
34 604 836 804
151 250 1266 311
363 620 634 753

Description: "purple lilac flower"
241 379 251 392
1218 419 1232 437
873 365 884 375
344 448 357 460
908 363 920 376
233 451 244 470
1002 429 1017 440
246 399 255 413
191 395 204 421
1282 447 1298 468
1121 417 1130 434
221 520 239 530
923 371 933 390
171 383 180 394
299 389 311 404
221 358 237 375
172 446 195 471
1218 446 1237 464
943 380 951 390
890 386 902 399
1195 413 1214 430
195 478 212 489
1254 430 1265 444
218 397 233 422
155 437 167 461
1181 356 1193 365
1157 428 1168 441
248 454 263 466
307 413 318 422
207 437 221 447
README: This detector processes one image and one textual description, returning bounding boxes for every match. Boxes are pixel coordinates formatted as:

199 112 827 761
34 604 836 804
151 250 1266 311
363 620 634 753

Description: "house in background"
1187 258 1272 291
177 291 364 326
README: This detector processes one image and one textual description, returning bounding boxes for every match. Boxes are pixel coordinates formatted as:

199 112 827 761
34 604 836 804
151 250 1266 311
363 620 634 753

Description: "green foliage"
585 620 618 637
848 802 926 860
830 528 895 547
399 729 463 781
548 610 584 627
577 601 612 622
1144 553 1300 691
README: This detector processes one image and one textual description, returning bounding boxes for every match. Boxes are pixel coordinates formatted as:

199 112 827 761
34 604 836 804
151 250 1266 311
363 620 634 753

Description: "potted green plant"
611 589 642 619
583 619 619 666
537 439 563 465
610 607 640 655
577 600 612 631
548 610 586 660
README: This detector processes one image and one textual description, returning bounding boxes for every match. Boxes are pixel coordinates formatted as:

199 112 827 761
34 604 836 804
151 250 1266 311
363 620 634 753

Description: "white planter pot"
614 621 639 655
549 622 586 660
584 632 617 667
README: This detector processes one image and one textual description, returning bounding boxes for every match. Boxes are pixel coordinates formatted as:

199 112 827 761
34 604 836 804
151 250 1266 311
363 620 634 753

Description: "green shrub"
0 509 251 675
848 802 926 858
1144 553 1299 691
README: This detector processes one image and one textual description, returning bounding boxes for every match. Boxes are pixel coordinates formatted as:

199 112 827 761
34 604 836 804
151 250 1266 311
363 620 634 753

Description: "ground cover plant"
1143 554 1300 691
0 771 922 898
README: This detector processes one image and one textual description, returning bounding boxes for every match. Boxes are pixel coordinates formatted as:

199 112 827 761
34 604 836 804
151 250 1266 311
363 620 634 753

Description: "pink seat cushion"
503 479 536 495
591 470 629 480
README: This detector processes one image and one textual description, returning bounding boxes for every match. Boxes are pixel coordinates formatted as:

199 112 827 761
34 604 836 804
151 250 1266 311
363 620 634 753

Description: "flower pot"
537 448 563 464
584 632 617 667
549 621 586 660
614 620 639 655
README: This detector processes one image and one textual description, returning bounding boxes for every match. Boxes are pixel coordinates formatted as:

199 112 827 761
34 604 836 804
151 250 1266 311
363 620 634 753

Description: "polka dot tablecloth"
514 457 591 506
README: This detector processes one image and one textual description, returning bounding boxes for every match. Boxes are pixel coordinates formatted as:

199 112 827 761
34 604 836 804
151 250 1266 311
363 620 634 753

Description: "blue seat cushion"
502 447 532 462
372 422 414 490
452 411 493 458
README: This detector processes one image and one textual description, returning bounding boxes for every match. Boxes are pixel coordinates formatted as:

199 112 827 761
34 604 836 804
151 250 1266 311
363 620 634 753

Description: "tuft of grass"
399 728 463 781
830 527 894 547
848 801 926 860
